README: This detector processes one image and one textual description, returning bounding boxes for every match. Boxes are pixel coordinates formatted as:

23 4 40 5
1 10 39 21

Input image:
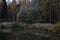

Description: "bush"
49 23 60 32
0 25 8 30
50 36 60 40
12 24 24 32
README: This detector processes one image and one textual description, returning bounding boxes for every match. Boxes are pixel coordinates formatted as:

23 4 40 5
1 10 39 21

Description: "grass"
49 23 60 32
0 23 60 40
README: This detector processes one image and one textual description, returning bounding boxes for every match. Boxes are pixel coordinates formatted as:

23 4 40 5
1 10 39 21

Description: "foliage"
50 23 60 32
8 2 16 8
51 36 60 40
40 0 58 23
0 23 60 40
0 25 7 30
12 24 24 32
1 0 8 22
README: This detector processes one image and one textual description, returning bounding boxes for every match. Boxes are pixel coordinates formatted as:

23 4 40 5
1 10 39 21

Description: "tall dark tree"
1 0 8 22
48 0 57 23
41 0 57 23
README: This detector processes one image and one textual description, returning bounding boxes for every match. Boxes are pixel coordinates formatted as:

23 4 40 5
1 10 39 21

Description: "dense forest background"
0 0 60 23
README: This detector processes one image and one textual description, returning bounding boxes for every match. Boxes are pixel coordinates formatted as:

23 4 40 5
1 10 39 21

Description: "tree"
40 0 57 23
1 0 8 22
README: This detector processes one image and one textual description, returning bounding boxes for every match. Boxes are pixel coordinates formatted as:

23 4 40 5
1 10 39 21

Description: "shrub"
12 24 24 32
0 25 8 30
49 23 60 32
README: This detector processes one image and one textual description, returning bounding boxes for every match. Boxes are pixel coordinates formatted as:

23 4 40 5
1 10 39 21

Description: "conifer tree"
1 0 8 22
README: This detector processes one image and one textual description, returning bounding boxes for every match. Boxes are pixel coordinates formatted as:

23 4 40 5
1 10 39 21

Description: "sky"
6 0 32 5
6 0 19 4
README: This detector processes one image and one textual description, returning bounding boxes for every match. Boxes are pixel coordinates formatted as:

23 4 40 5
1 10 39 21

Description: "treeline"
17 0 60 23
0 0 60 23
0 0 20 22
40 0 60 23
